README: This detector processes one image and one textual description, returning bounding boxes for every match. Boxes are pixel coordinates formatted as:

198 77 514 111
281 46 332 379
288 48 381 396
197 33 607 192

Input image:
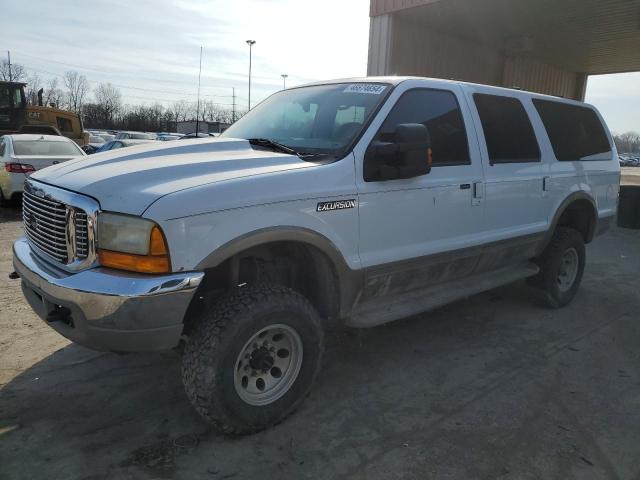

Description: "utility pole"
232 87 236 123
246 40 256 110
195 46 203 135
281 74 288 90
7 51 12 82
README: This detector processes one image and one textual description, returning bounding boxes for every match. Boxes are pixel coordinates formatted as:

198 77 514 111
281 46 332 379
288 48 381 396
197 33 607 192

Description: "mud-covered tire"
181 284 324 435
528 227 585 308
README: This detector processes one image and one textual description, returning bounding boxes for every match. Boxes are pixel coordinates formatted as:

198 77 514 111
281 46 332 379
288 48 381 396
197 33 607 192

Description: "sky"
1 0 638 132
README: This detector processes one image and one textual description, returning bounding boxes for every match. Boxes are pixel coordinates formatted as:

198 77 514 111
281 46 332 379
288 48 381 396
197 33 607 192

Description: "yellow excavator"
0 81 89 145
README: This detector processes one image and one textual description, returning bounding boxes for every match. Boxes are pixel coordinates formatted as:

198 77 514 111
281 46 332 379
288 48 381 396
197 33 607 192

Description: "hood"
32 138 316 215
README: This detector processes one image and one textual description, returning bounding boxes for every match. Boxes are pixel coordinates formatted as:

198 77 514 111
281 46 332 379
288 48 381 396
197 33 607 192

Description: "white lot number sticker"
344 84 387 95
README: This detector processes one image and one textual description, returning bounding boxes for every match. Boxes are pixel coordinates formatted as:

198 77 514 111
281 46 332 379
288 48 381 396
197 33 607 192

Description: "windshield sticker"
343 84 387 95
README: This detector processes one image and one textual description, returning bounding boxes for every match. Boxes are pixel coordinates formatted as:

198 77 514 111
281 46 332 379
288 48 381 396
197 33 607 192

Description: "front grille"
23 191 68 263
22 191 90 264
75 211 88 259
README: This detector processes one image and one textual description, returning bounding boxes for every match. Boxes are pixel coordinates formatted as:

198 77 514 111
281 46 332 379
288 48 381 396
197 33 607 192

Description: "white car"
0 134 85 205
114 131 156 140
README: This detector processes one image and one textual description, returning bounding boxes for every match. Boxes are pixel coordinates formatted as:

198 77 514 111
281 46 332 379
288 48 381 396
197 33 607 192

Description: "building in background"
368 0 640 100
176 120 230 135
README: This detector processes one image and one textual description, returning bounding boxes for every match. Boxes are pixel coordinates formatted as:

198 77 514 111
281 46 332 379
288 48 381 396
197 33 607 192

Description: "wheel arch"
188 227 362 327
541 192 598 251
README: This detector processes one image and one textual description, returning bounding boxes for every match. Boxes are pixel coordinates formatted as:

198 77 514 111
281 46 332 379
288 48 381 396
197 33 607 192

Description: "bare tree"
613 131 640 154
63 70 90 114
43 77 64 108
94 82 122 126
25 72 42 105
170 100 190 123
0 59 26 82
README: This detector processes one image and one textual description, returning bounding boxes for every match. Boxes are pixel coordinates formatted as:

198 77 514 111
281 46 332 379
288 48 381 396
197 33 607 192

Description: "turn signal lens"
149 226 168 255
427 148 433 168
98 250 170 274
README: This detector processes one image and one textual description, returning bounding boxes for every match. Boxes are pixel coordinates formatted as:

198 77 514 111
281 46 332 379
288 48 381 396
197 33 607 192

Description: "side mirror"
364 123 432 182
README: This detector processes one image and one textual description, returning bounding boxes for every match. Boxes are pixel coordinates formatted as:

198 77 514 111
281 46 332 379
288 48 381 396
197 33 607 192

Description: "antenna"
195 46 203 134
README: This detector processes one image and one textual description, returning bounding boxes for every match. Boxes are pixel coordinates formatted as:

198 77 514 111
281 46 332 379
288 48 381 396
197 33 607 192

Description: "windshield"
13 140 83 156
222 83 390 158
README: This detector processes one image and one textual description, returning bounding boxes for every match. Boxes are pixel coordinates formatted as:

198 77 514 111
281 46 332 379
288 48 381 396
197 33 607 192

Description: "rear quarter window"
532 99 611 161
473 93 541 164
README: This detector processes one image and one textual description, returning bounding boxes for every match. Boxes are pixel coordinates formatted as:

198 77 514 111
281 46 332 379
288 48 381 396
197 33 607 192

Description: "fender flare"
195 226 363 316
540 191 598 252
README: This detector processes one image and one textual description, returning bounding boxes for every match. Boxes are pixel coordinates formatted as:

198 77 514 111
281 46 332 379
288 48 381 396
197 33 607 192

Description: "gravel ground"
1 203 640 480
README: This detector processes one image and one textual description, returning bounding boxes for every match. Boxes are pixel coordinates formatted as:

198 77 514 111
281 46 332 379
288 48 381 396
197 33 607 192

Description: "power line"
14 50 248 99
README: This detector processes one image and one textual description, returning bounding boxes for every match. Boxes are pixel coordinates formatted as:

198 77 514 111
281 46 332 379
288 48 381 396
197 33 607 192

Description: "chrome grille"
22 191 68 262
75 211 88 259
22 179 98 271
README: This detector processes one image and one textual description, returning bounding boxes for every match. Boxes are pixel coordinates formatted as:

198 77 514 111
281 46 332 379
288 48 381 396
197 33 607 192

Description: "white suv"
12 77 620 433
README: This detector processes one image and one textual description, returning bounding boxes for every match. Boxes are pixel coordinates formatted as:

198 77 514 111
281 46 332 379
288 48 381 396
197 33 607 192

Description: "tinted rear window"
533 99 611 161
13 140 82 156
473 93 540 164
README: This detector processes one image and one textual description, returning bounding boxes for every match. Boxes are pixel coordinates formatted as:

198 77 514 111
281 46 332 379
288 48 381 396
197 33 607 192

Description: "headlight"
97 212 170 274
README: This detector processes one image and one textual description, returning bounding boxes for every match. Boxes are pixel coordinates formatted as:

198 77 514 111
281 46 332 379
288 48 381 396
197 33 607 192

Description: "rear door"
464 88 550 247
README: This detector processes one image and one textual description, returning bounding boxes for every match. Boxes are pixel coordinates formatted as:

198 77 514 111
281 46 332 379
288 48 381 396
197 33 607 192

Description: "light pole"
281 74 288 90
246 40 256 110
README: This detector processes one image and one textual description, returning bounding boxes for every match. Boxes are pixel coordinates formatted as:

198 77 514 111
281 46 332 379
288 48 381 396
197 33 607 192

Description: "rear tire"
528 227 585 308
182 284 324 435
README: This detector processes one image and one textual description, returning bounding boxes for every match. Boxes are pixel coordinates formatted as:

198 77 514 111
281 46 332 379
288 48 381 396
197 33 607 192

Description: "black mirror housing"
364 123 432 182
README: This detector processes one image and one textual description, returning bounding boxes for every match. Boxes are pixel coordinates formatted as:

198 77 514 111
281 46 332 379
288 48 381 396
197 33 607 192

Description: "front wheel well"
183 241 340 334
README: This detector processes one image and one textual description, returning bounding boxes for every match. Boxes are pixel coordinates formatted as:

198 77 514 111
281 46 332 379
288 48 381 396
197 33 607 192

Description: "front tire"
182 284 324 435
528 227 585 308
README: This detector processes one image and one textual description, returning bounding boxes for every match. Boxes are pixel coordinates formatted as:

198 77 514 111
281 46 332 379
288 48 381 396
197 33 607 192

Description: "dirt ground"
1 203 640 480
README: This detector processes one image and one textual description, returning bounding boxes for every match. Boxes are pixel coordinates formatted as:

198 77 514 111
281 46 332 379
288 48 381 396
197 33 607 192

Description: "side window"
532 99 611 161
473 93 541 164
56 117 73 132
375 89 471 167
0 140 5 157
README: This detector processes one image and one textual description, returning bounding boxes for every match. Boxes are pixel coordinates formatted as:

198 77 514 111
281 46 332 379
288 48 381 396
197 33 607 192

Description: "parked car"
179 132 210 139
156 134 182 141
94 132 115 142
115 131 156 140
0 134 85 204
11 78 619 434
95 139 157 152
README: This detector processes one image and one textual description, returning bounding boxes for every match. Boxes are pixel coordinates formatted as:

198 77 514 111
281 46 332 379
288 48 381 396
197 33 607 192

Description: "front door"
354 81 486 300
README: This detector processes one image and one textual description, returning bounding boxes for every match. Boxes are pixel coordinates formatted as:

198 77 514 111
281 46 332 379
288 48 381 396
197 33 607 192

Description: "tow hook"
8 271 19 280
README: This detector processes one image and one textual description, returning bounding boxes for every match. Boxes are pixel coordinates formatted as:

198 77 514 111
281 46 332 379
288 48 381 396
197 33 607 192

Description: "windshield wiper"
248 138 298 156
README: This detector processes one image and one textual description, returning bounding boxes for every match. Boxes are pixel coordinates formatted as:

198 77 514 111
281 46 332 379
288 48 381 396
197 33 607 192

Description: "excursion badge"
316 199 357 212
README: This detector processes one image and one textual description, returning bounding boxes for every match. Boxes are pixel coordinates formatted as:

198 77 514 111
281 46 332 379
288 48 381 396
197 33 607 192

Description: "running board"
347 262 540 328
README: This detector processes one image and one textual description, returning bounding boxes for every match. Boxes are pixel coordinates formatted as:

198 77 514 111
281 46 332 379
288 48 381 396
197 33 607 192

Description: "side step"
347 262 539 328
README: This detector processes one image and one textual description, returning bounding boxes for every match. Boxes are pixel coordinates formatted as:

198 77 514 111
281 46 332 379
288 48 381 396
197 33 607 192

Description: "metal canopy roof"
371 0 640 75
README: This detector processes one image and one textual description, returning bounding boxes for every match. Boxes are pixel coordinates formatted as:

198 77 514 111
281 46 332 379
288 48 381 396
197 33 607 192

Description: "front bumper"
13 237 204 352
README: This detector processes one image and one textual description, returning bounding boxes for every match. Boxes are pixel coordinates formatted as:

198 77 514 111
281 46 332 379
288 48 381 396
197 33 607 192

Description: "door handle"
460 183 471 190
472 181 483 206
543 176 551 191
473 182 484 199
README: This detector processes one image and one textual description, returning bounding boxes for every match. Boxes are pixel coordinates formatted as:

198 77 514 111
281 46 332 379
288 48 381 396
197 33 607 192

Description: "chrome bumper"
13 237 204 352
